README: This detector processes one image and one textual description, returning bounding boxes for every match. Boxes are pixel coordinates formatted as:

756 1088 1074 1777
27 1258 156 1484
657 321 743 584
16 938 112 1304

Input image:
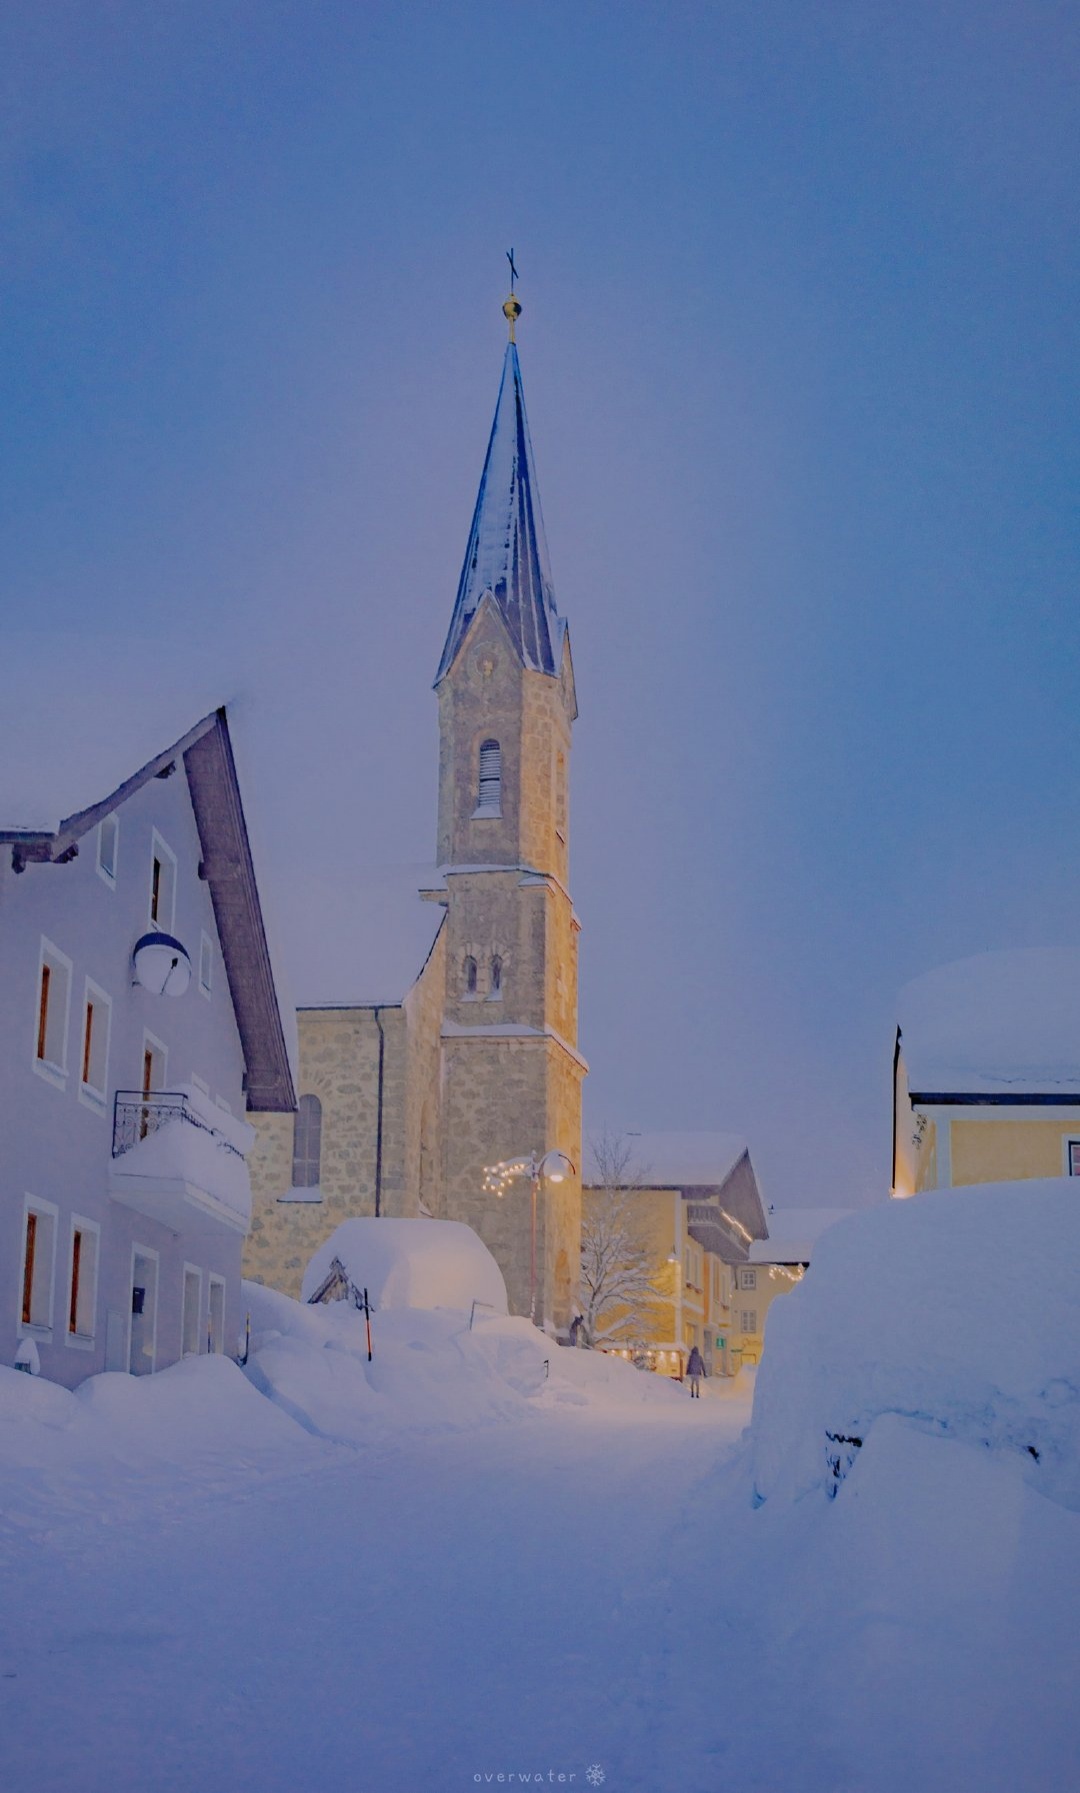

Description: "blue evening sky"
3 2 1078 1205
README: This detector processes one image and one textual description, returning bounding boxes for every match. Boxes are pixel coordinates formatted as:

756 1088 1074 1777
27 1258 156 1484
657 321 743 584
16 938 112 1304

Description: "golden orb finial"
503 248 521 341
503 291 522 342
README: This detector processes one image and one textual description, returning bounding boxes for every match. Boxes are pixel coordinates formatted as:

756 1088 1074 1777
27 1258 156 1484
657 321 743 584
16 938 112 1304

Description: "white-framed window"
96 814 119 887
20 1197 58 1333
129 1246 160 1376
78 978 112 1111
190 1073 210 1096
739 1268 757 1290
66 1216 100 1346
1067 1139 1080 1177
198 932 213 998
33 938 72 1085
474 738 502 817
292 1095 322 1188
148 830 177 930
740 1309 758 1335
182 1264 203 1357
214 1094 232 1116
207 1274 226 1355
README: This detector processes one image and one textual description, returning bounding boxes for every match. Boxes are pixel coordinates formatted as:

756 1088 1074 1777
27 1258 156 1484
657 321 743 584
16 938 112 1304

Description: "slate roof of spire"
435 342 564 683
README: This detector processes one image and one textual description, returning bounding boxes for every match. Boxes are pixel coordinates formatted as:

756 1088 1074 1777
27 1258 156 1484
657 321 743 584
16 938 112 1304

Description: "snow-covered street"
2 1377 751 1793
5 1189 1080 1793
5 1333 1079 1793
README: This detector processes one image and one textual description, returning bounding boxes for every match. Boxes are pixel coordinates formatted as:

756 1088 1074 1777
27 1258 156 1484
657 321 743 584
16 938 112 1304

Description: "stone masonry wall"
245 1005 404 1296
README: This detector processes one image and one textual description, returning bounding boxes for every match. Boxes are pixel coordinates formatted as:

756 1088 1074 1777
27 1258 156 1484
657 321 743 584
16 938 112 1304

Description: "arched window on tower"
489 954 503 1000
475 739 502 817
292 1094 322 1189
464 955 478 997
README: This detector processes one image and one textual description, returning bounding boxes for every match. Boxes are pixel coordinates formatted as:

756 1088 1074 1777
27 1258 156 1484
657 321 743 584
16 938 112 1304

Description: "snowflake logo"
585 1769 606 1788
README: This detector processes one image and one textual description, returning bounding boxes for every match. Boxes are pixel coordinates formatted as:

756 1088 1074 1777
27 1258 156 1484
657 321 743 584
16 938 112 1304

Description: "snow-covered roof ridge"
749 1207 855 1264
0 694 295 1113
584 1130 749 1189
291 866 445 1008
1 706 221 843
899 948 1080 1097
435 342 564 684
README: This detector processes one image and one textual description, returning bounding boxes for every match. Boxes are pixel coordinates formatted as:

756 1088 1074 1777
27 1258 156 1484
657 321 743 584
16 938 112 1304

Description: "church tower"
433 290 584 1332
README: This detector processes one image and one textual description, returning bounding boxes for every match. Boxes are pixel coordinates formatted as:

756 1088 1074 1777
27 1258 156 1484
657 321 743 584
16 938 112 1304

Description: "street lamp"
666 1243 684 1380
483 1149 576 1325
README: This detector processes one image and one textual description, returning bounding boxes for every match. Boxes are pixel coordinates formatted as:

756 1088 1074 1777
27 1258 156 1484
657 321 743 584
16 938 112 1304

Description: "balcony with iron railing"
108 1085 254 1235
112 1090 245 1161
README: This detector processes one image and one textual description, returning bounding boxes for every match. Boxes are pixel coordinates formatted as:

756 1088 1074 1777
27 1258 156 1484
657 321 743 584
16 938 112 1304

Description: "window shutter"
477 740 501 813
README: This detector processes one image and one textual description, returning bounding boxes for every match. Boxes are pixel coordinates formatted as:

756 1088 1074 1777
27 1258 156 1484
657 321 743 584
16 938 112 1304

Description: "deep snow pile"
244 1277 685 1444
737 1179 1080 1791
300 1216 509 1315
0 1353 321 1540
750 1179 1080 1507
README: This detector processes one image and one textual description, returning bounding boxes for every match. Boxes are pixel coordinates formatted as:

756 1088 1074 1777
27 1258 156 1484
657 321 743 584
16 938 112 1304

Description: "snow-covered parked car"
749 1179 1080 1511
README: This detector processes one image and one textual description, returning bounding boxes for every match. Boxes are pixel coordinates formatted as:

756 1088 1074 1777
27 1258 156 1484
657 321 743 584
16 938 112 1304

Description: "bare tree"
578 1131 665 1347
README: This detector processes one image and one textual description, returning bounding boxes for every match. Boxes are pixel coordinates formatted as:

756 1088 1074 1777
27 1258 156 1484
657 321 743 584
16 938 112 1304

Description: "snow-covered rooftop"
0 667 227 837
749 1207 854 1264
899 948 1080 1097
584 1130 748 1189
288 864 445 1008
301 1217 508 1316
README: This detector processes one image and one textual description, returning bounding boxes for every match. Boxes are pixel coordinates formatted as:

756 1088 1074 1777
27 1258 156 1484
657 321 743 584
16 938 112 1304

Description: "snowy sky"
3 3 1078 1208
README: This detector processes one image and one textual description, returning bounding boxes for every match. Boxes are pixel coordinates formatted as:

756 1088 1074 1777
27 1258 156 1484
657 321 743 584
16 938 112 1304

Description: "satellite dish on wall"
132 931 192 997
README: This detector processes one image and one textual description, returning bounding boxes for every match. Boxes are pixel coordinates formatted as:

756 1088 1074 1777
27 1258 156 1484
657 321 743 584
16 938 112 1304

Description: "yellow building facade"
581 1133 769 1377
892 950 1080 1198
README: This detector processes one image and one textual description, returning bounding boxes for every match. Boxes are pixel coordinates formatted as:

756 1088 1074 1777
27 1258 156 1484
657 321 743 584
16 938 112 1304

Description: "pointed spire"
435 315 563 684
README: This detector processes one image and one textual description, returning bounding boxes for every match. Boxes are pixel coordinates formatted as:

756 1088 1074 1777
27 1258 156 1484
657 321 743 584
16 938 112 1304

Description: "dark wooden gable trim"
183 712 295 1115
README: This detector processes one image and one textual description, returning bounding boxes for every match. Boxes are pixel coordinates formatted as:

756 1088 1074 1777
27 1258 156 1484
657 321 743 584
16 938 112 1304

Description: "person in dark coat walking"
686 1344 706 1398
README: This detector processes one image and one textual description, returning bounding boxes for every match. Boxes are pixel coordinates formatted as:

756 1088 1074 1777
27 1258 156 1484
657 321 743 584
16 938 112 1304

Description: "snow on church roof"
435 342 564 684
289 864 445 1009
898 948 1080 1097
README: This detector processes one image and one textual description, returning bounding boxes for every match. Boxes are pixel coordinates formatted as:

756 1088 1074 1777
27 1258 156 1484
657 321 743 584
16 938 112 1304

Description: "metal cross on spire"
502 249 523 342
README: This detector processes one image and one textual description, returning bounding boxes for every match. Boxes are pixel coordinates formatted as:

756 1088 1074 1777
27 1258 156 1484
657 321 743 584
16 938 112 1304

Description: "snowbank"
0 1354 319 1539
750 1179 1080 1507
245 1280 686 1443
300 1216 508 1315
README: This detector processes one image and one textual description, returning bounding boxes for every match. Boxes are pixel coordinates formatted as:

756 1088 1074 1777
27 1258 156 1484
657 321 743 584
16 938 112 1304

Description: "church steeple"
435 318 564 685
432 283 584 1335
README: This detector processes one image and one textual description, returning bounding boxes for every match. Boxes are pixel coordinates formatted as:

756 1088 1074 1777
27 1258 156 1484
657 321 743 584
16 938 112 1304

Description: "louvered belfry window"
477 739 502 815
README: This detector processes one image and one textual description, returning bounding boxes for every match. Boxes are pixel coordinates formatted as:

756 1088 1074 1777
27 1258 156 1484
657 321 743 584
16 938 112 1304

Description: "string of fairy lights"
482 1158 533 1198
